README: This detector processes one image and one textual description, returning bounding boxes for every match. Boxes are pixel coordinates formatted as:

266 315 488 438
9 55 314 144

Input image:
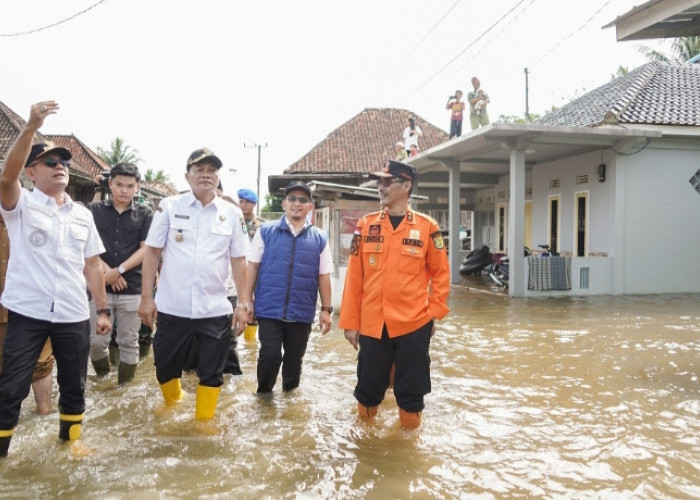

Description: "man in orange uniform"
339 160 450 429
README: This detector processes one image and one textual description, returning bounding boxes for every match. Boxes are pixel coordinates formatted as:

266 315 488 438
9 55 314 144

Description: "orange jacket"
339 209 450 338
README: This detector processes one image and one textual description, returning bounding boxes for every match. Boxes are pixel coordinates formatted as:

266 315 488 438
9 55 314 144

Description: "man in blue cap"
237 188 265 241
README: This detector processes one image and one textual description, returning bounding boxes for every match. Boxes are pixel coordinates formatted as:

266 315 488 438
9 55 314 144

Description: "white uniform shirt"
145 192 250 318
0 188 105 322
248 217 333 274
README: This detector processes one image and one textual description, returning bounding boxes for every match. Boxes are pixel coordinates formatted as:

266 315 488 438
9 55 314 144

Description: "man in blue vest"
240 181 333 393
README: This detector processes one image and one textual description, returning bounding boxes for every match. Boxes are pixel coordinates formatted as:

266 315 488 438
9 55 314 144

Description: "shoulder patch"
350 234 361 256
431 230 445 250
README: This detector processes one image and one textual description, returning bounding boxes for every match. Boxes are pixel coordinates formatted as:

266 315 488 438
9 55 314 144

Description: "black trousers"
153 312 231 387
355 320 433 413
256 318 311 393
0 311 90 430
182 296 241 375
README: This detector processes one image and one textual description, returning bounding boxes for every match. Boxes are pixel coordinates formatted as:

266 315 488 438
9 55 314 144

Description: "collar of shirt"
30 186 74 211
283 215 311 237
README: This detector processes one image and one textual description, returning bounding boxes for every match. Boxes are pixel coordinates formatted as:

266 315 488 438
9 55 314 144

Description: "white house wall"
617 144 700 293
490 143 700 295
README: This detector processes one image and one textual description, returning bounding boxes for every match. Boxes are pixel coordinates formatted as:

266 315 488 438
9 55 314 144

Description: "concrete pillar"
446 160 461 284
508 149 526 296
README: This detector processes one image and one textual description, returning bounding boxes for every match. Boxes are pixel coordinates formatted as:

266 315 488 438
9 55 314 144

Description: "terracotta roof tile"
45 134 109 178
285 108 449 175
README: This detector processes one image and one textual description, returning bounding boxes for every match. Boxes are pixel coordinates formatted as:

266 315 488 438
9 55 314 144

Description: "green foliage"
261 192 283 213
611 65 629 80
497 114 541 125
144 169 171 183
97 137 141 166
638 36 700 63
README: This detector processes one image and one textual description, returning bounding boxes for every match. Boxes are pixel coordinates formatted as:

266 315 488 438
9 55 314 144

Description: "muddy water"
1 287 699 498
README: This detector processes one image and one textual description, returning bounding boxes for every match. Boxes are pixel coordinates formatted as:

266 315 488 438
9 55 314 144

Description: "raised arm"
1 101 59 210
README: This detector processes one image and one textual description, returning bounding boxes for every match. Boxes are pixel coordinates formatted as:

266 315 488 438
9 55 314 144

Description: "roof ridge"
604 61 660 124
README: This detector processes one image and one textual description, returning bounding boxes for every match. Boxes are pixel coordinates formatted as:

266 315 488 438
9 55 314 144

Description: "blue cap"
237 188 258 203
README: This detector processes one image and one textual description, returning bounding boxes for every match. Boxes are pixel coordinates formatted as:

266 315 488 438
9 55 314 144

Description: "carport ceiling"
603 0 700 41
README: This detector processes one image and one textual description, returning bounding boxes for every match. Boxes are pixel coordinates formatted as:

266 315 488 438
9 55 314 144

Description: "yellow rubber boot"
0 429 14 457
399 408 422 429
160 378 183 405
58 413 83 441
357 402 378 418
243 323 257 341
195 385 221 421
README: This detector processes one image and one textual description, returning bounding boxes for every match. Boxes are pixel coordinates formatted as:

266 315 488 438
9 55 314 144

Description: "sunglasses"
377 177 406 188
286 195 309 204
38 158 71 169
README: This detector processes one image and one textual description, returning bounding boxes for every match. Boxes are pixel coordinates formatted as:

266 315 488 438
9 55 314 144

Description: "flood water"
1 285 699 499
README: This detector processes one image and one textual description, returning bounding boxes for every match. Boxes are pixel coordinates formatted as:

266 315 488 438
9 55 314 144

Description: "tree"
144 169 171 183
611 65 629 80
97 137 141 166
261 192 282 213
497 113 541 125
638 36 700 63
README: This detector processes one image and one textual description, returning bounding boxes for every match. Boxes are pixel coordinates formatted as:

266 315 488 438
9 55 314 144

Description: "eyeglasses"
38 158 71 169
377 177 406 188
286 195 309 204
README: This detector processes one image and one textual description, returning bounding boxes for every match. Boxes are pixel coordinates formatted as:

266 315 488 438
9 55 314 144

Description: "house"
0 100 174 205
268 108 451 308
410 61 700 296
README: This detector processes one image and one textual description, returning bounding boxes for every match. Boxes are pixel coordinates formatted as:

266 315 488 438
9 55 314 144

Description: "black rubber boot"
138 342 151 360
108 344 120 366
58 414 83 441
117 363 137 385
0 434 12 457
91 356 111 377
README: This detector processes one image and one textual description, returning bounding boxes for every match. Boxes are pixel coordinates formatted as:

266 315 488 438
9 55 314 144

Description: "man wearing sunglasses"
241 181 332 394
0 101 112 457
339 160 450 429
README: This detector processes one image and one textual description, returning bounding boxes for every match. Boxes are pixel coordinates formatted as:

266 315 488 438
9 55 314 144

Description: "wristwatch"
117 264 126 275
321 306 333 313
96 308 111 317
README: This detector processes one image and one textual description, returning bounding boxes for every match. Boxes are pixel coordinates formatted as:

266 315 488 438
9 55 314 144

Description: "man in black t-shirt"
87 163 153 384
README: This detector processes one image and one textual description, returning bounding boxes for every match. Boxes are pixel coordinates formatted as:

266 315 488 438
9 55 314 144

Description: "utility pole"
524 67 530 123
244 142 268 215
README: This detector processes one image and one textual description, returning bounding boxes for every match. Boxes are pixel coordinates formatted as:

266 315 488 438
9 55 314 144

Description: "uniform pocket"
398 246 423 275
362 245 382 271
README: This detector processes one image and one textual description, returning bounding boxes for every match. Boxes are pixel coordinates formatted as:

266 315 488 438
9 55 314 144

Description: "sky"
0 0 669 198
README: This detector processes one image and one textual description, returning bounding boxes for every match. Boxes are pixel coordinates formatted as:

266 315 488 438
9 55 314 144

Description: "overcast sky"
1 0 668 197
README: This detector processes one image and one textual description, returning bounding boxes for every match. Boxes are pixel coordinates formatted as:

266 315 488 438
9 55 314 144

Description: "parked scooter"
488 247 532 288
459 245 493 275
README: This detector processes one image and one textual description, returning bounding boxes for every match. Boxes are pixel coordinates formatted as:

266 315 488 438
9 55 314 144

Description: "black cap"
369 160 417 183
110 162 141 181
187 148 222 170
24 143 72 168
284 181 311 198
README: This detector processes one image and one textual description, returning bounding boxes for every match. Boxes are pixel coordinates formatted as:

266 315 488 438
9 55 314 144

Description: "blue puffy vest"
254 218 327 323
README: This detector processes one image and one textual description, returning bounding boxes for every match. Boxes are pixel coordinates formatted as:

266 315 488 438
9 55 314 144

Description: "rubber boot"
195 385 221 421
398 408 422 429
357 402 378 418
91 356 111 377
58 413 83 441
117 362 138 385
138 342 151 360
160 378 183 405
243 323 257 341
0 430 13 458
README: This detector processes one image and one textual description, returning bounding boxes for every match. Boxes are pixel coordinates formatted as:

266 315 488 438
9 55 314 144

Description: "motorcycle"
488 247 532 288
459 245 493 275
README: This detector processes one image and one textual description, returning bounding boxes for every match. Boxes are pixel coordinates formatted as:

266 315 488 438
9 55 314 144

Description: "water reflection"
1 289 699 498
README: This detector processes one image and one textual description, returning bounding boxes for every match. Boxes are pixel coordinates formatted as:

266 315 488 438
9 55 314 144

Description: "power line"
401 0 462 63
404 0 529 98
0 0 108 37
530 0 614 67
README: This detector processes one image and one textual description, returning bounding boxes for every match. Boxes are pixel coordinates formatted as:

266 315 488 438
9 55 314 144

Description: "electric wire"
0 0 108 37
401 0 462 63
529 0 614 67
404 0 529 98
